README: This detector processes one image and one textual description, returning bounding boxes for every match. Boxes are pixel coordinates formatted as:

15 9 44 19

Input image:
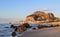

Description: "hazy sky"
0 0 60 22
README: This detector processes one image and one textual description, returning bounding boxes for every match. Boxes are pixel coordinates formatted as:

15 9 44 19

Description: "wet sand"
20 27 60 37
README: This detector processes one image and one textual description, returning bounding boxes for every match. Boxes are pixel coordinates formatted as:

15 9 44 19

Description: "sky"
0 0 60 22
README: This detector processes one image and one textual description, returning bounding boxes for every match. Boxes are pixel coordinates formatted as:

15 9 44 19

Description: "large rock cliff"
26 11 59 23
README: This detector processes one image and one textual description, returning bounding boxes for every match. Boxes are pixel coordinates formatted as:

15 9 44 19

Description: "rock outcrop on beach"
26 11 60 23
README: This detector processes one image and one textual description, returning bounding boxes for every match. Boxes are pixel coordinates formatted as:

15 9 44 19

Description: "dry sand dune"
20 27 60 37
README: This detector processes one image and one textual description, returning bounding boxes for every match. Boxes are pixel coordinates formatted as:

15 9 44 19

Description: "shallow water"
0 24 14 37
0 23 38 37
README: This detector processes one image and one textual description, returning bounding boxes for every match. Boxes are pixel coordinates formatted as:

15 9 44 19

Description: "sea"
0 23 38 37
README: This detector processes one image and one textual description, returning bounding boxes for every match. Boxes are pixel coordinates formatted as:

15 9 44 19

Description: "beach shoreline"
20 27 60 37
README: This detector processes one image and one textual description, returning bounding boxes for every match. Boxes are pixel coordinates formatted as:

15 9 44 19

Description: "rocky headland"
9 11 60 25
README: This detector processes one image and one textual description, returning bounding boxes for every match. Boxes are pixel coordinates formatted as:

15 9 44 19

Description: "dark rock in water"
32 28 36 30
50 25 54 27
4 27 9 28
10 24 17 28
14 27 17 31
11 32 17 37
23 23 31 28
10 25 14 28
38 25 42 29
15 26 27 32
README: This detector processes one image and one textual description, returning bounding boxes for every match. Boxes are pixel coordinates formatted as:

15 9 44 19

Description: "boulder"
10 24 17 28
23 23 31 28
11 32 17 37
15 26 27 32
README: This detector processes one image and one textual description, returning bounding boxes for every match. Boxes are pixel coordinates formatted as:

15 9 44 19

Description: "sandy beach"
20 27 60 37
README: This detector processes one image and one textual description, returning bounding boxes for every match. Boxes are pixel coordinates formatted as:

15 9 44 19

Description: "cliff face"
26 11 57 22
